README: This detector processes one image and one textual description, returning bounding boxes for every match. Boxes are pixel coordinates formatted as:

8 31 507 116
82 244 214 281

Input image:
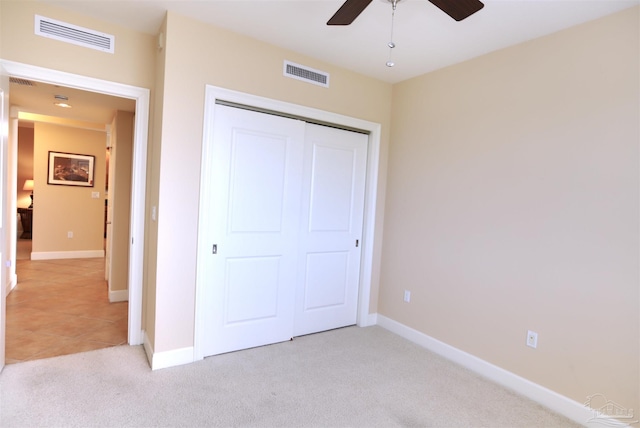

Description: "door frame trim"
0 64 9 370
194 85 381 360
0 60 149 346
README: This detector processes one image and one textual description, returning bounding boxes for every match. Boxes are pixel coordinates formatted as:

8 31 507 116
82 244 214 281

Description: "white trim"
0 60 149 347
143 332 194 372
109 289 128 302
31 250 104 260
361 312 378 327
1 66 8 371
7 114 18 302
376 315 598 427
143 331 154 368
147 342 194 371
194 86 382 361
7 274 17 296
150 347 194 371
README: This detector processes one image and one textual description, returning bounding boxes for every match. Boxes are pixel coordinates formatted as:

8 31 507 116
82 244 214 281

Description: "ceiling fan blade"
327 0 374 25
428 0 484 21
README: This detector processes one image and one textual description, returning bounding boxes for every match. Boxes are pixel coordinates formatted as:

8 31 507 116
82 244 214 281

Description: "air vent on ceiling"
10 77 36 87
35 15 115 54
283 61 330 88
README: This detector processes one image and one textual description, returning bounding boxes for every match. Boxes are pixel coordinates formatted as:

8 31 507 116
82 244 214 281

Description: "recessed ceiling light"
54 94 72 108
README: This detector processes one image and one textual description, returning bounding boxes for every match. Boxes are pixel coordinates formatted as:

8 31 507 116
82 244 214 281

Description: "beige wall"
148 11 391 352
141 16 167 351
0 1 156 90
32 123 106 253
17 125 34 209
382 6 639 412
109 111 133 292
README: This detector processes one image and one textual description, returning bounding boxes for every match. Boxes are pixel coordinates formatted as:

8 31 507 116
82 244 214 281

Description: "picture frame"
47 151 95 187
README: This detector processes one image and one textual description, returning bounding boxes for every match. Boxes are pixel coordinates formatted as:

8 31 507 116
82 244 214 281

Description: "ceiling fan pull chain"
386 0 398 67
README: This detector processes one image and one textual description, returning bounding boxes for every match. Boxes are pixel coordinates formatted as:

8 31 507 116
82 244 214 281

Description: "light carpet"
0 326 580 427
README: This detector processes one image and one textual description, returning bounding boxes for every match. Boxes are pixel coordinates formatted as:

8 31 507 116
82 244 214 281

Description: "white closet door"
203 105 305 356
294 124 368 336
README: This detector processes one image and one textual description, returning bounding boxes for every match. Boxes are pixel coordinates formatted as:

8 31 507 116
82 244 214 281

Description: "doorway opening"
8 101 130 363
0 60 150 368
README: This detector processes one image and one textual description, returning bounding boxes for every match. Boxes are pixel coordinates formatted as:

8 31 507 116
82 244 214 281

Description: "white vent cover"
283 61 329 88
35 15 114 53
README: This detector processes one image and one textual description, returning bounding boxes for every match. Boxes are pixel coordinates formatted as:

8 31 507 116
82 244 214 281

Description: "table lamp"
23 179 34 208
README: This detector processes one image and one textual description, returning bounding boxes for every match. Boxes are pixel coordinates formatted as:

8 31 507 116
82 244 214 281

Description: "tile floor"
6 252 128 364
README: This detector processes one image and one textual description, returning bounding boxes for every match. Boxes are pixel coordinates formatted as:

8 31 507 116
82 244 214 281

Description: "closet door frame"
194 86 382 361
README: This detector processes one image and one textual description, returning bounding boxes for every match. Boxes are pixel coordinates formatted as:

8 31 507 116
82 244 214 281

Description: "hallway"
5 254 127 364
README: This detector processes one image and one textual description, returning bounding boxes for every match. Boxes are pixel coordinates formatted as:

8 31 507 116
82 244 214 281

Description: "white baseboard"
109 289 128 302
143 331 154 368
376 315 601 427
358 312 378 327
31 250 105 260
143 331 195 371
7 274 17 296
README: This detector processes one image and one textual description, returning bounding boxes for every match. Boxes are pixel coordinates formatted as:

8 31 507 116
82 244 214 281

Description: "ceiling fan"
327 0 484 25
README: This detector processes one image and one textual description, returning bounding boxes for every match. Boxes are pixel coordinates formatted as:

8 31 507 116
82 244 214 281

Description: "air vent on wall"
35 15 115 53
10 77 36 87
283 61 330 88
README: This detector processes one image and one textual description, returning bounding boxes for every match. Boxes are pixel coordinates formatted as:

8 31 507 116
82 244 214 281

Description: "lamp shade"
23 179 34 191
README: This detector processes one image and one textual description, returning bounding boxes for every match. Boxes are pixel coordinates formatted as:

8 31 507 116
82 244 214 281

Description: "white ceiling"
11 79 135 125
10 0 640 125
38 0 639 84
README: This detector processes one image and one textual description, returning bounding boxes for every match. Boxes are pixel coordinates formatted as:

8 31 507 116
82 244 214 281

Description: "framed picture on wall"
47 151 95 187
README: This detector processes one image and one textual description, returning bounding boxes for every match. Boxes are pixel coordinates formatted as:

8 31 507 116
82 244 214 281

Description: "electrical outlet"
527 330 538 348
67 231 73 238
403 290 411 303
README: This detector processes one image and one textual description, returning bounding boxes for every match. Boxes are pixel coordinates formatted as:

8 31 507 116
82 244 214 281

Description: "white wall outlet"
151 206 157 221
91 191 100 199
67 231 73 238
403 290 411 303
527 330 538 348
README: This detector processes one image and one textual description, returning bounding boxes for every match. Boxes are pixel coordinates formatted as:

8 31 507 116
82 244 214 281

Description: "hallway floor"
5 254 128 364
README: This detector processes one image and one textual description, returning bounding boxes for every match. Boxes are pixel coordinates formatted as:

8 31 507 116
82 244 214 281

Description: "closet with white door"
201 104 368 357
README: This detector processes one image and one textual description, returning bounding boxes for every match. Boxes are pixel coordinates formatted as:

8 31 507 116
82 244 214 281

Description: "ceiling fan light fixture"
327 0 484 25
386 0 398 68
327 0 484 69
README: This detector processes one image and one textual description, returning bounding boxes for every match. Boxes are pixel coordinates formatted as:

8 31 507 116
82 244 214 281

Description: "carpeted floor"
0 326 580 427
